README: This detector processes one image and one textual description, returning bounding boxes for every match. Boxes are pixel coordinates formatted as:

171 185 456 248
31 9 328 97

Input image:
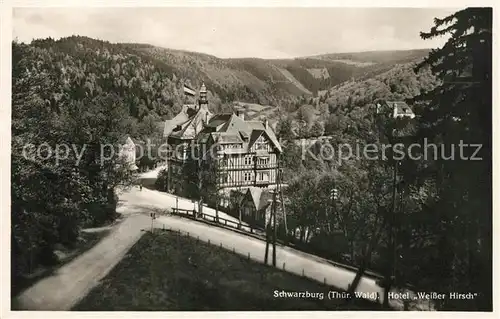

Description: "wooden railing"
171 207 255 233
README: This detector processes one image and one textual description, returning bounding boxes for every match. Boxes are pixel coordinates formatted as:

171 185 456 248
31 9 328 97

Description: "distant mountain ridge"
306 49 431 64
121 41 431 101
22 36 432 124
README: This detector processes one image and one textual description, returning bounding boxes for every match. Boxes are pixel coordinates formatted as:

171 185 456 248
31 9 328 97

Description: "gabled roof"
169 105 213 140
247 187 262 210
118 135 135 145
258 190 274 211
211 132 243 144
218 114 248 134
246 120 266 130
244 187 274 211
246 120 282 153
239 130 249 140
264 126 282 153
206 113 282 153
166 105 282 152
248 130 264 149
163 104 193 137
207 114 232 128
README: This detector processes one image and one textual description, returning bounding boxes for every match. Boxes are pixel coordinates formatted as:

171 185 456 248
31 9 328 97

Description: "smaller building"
118 136 138 171
376 101 415 119
375 100 416 138
238 186 285 229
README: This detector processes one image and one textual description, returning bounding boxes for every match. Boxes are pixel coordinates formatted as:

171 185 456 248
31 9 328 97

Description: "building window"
258 157 269 166
244 172 252 182
262 171 269 181
257 171 269 181
220 156 227 167
244 156 253 165
256 140 267 150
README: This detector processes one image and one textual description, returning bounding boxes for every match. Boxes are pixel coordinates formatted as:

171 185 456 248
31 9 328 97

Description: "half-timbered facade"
163 83 282 198
197 112 282 191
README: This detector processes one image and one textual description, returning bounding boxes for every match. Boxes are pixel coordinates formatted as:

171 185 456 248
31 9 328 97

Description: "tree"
180 143 227 220
297 104 315 126
324 115 339 135
309 121 325 137
318 102 330 116
409 8 492 310
276 116 295 141
11 42 138 290
285 172 322 243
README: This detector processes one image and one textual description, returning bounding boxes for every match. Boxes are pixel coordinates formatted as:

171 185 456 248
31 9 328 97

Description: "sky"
12 7 458 59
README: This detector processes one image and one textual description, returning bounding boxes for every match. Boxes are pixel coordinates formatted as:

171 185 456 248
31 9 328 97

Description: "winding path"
15 168 425 311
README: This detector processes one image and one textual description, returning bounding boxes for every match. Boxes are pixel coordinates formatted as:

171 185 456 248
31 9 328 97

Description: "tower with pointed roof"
198 82 208 110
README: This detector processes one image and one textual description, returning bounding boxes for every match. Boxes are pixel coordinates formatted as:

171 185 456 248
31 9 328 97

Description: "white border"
1 1 498 319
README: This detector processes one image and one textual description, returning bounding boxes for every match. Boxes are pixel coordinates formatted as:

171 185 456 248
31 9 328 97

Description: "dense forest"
274 61 440 139
275 8 492 311
11 7 491 311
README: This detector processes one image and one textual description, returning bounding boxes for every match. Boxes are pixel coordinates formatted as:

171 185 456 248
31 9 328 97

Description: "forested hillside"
25 37 200 122
273 62 439 140
11 8 492 311
16 35 432 132
26 36 431 109
275 8 492 311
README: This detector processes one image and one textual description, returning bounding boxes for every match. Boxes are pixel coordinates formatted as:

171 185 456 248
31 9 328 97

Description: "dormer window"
256 141 267 150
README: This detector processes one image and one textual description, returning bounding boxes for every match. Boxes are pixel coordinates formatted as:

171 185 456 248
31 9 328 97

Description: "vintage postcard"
2 0 496 317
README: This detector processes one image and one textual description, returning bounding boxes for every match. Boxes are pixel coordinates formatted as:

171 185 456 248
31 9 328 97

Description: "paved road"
15 170 425 310
121 188 423 310
15 210 150 310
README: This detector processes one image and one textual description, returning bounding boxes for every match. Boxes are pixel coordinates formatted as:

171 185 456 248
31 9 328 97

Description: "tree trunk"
264 224 270 264
238 206 242 229
272 196 277 267
215 199 219 223
198 196 203 216
305 227 312 243
383 161 398 309
350 239 355 262
347 222 383 306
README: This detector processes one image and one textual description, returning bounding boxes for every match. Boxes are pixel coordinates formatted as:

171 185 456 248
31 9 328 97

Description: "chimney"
235 110 245 121
264 119 268 130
